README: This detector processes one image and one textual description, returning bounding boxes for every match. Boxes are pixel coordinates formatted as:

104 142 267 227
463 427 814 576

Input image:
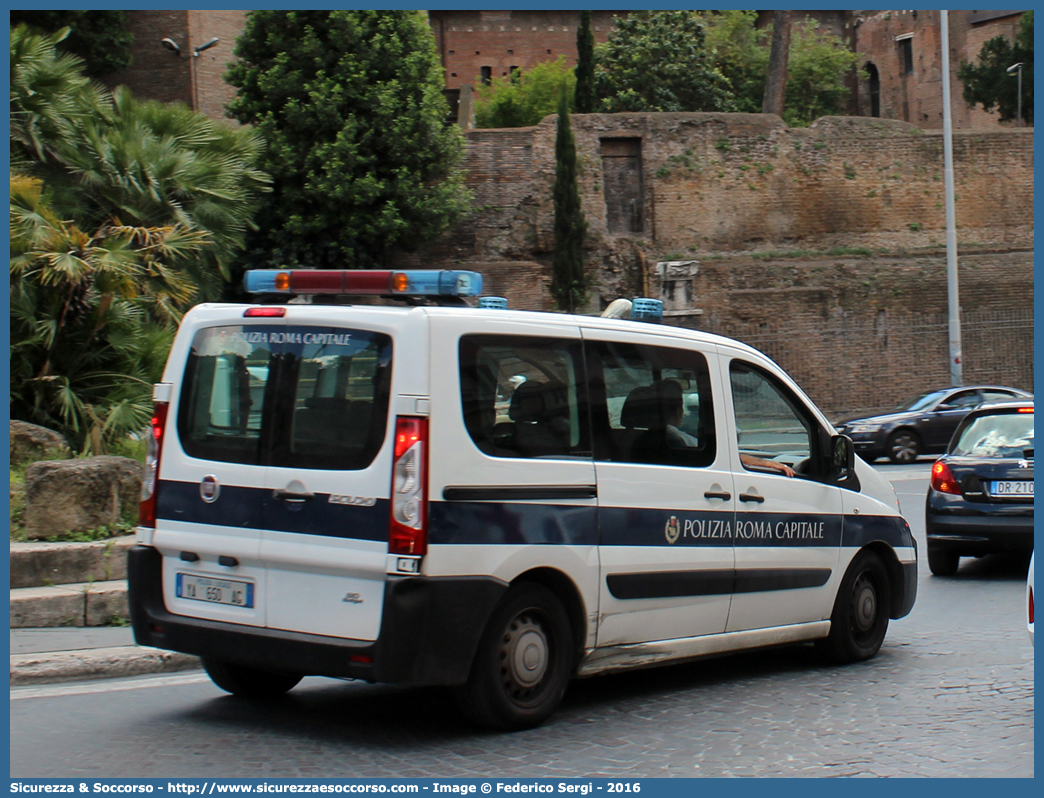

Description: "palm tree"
11 174 206 451
11 24 270 296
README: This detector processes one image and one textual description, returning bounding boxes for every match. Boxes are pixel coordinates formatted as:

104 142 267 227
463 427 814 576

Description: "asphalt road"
10 462 1034 778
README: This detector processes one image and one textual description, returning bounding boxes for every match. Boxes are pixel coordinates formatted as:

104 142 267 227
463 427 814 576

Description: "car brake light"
389 417 428 555
1029 586 1034 625
139 402 169 528
243 307 286 317
1017 407 1034 413
930 461 961 495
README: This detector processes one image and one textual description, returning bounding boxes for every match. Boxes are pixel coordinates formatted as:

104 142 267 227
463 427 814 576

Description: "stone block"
10 585 85 628
23 457 143 539
10 421 68 465
85 581 130 627
9 536 136 589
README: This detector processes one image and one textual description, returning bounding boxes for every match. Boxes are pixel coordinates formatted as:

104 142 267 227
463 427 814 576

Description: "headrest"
620 385 663 429
509 380 567 423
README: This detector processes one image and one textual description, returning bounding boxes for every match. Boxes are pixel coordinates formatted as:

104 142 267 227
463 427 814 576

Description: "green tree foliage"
10 26 269 451
226 10 470 269
593 11 733 113
11 174 204 452
550 93 588 313
9 11 133 77
475 57 576 128
781 19 859 127
574 11 596 114
699 10 769 114
958 11 1033 125
698 12 857 126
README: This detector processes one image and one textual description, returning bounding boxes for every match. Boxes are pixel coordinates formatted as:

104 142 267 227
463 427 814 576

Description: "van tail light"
930 461 961 495
389 417 428 555
1029 585 1034 625
139 402 169 528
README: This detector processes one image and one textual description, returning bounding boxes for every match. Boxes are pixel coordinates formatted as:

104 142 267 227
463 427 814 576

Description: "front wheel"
818 550 891 664
202 657 302 698
456 583 573 731
887 430 921 464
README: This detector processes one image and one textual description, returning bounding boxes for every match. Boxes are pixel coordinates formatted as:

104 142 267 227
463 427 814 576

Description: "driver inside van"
661 380 795 477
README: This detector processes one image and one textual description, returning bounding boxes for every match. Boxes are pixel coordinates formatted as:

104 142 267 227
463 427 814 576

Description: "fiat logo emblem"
200 475 221 503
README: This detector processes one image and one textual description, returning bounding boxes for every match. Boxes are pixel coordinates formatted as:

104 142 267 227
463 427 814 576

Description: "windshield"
951 412 1034 458
894 390 949 412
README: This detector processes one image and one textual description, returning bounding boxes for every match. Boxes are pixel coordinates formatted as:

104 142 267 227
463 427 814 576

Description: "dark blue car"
836 385 1032 464
925 400 1034 576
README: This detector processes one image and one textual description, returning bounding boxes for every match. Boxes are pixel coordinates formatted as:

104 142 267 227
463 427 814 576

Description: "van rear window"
177 325 392 470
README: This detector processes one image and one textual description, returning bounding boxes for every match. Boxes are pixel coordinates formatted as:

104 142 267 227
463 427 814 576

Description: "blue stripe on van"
842 513 915 549
157 479 910 550
428 501 597 546
156 480 388 541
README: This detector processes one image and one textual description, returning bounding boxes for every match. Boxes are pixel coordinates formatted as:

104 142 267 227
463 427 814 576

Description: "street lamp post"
1007 62 1024 127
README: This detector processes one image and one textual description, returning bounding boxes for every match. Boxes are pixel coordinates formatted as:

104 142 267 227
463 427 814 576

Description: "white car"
1028 551 1035 646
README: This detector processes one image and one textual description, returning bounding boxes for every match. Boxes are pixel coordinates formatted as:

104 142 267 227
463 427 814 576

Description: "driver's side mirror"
829 434 858 488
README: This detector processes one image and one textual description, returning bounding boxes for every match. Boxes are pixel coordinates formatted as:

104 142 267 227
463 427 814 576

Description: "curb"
10 645 202 686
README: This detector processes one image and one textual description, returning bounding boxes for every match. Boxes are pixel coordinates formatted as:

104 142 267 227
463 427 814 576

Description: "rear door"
583 329 736 647
260 312 406 640
159 318 278 629
922 389 982 450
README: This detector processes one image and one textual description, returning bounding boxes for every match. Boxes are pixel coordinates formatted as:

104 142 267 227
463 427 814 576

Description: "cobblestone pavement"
10 465 1033 778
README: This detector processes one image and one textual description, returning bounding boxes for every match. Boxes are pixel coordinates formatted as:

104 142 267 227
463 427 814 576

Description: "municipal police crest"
665 515 680 544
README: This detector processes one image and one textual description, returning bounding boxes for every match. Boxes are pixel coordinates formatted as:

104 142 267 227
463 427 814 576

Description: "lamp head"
1007 62 1024 74
160 38 181 55
194 37 220 56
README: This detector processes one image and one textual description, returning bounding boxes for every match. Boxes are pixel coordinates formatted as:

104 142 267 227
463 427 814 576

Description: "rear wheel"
202 658 302 698
887 430 921 464
927 547 960 577
456 582 573 731
818 550 891 663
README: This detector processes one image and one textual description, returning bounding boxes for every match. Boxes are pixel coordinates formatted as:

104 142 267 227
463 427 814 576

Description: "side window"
944 390 981 409
587 341 716 467
178 328 271 465
459 335 589 460
982 390 1017 404
178 326 392 470
730 361 815 476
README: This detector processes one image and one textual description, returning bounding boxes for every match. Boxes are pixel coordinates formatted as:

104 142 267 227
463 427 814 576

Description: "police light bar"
243 269 483 297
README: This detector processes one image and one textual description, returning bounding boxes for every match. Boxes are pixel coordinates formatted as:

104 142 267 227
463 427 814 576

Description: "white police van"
129 268 917 730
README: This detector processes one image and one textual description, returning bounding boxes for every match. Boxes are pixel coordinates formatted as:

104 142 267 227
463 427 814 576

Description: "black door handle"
703 490 732 501
739 492 765 503
273 489 315 503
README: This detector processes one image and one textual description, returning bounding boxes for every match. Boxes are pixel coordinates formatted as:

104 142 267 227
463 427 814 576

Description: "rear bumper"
925 511 1034 554
128 545 507 686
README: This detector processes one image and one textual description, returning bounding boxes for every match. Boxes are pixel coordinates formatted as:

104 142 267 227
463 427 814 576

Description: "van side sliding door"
583 330 736 647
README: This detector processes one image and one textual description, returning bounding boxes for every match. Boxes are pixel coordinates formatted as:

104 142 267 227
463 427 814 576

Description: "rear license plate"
176 573 254 607
988 480 1034 498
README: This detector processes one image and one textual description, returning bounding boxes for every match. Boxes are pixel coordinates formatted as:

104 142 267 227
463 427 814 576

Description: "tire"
202 657 302 698
818 550 891 664
927 547 960 577
456 582 573 731
887 429 921 464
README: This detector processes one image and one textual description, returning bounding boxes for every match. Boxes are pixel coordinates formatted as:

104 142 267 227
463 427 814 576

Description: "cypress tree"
550 92 588 313
574 10 596 113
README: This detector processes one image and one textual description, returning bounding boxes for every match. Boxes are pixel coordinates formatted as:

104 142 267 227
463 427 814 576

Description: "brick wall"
388 112 1033 413
395 113 1033 304
429 10 620 90
103 10 244 121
